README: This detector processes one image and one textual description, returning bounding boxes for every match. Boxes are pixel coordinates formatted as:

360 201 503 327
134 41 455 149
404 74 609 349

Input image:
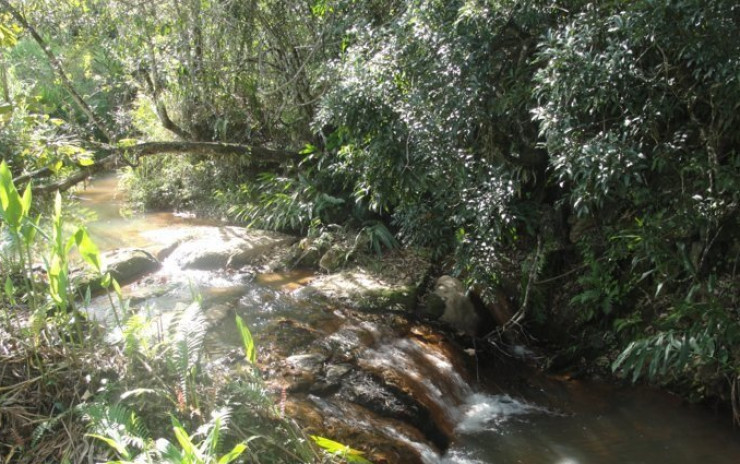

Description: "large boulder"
166 227 297 270
432 276 479 336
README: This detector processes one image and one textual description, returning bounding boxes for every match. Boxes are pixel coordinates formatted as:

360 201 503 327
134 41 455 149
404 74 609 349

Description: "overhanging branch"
21 141 301 194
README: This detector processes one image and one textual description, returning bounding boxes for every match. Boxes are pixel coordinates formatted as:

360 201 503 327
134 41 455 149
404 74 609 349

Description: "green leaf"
4 276 16 304
217 443 247 464
86 433 131 459
101 272 112 289
0 23 17 47
0 160 24 228
77 156 95 167
235 315 257 363
75 227 104 273
311 435 372 463
20 181 32 214
172 422 197 457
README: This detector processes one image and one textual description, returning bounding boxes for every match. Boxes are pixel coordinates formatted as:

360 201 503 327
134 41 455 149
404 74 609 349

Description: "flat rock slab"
161 226 297 270
296 269 418 310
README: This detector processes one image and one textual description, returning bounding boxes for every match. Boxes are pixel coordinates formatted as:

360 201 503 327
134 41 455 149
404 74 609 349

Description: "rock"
105 248 161 283
289 234 334 268
420 292 445 319
297 270 418 311
283 352 328 392
167 227 296 270
434 276 479 336
470 285 514 327
318 246 348 273
154 240 180 261
74 248 161 293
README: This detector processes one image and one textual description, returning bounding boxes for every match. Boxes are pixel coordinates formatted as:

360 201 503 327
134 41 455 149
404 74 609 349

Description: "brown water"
76 172 740 464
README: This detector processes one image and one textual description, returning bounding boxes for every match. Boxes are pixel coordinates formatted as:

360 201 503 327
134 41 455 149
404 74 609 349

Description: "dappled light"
1 0 739 462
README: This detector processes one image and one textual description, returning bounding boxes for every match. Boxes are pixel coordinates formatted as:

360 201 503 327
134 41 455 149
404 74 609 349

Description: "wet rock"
317 324 377 362
203 303 236 328
127 281 176 306
283 352 329 392
307 395 442 464
154 240 180 261
106 248 161 283
340 371 423 425
167 227 296 270
323 363 353 385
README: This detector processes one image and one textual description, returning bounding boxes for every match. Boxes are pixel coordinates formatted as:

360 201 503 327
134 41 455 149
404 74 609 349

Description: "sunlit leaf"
75 227 104 273
311 435 372 463
0 160 23 228
235 314 257 364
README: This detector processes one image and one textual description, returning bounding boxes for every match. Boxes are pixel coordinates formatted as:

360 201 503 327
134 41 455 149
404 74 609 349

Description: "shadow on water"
77 172 740 463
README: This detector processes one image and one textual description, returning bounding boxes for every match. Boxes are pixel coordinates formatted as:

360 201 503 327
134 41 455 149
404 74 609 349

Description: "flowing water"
76 172 740 463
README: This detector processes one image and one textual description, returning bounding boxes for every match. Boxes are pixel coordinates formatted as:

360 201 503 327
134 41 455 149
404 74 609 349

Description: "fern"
359 220 398 255
122 312 154 359
80 402 150 452
168 301 208 406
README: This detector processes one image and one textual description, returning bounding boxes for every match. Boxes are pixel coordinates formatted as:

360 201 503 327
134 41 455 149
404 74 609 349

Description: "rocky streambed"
80 221 476 463
73 172 740 464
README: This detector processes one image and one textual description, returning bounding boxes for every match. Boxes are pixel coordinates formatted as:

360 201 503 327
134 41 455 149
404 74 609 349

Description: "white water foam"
455 393 545 434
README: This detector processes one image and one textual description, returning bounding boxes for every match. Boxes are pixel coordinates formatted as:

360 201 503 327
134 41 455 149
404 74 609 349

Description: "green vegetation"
1 0 739 448
0 163 340 461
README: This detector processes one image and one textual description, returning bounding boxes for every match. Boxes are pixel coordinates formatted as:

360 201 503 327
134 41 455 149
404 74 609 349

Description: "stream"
75 173 740 463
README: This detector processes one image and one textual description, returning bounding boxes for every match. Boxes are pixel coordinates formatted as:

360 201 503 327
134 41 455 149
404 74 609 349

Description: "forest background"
0 0 739 460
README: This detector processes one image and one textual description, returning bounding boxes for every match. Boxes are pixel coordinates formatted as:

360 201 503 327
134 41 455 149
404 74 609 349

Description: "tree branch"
25 141 301 194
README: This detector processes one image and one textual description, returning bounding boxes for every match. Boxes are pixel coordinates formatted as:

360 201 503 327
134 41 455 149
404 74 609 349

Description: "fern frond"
78 402 150 450
122 313 153 359
168 301 208 399
199 407 231 457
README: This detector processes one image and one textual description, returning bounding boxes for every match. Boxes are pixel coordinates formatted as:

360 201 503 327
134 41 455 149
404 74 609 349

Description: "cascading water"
77 172 740 464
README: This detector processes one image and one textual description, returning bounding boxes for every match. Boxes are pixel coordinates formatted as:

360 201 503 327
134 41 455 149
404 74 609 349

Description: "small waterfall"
356 334 549 463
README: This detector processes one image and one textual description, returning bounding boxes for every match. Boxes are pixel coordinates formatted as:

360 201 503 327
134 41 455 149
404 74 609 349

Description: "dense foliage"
1 0 739 426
